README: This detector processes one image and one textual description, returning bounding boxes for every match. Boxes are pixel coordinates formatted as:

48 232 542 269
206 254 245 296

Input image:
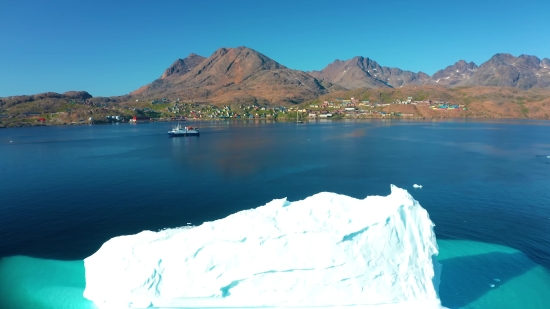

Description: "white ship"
168 124 200 137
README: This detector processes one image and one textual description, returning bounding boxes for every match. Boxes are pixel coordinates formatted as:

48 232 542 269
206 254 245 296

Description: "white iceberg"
413 184 423 189
83 185 445 308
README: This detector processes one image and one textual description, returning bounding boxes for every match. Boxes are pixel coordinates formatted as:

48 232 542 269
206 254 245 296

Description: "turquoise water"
0 257 91 309
1 240 549 309
438 240 550 309
1 120 549 308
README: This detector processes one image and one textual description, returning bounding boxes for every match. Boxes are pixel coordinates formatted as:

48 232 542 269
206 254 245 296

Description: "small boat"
168 124 199 137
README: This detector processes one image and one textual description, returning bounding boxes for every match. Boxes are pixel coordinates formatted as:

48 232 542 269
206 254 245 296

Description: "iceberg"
83 185 445 308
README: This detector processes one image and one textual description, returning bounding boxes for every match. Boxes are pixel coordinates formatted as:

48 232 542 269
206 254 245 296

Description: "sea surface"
1 119 549 309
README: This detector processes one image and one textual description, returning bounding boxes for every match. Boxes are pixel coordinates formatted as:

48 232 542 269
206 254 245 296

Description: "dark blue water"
1 120 549 272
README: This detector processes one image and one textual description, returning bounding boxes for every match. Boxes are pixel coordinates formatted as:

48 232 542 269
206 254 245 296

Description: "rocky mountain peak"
131 46 328 105
309 55 429 89
487 53 516 65
517 54 542 68
160 53 206 79
430 60 478 86
460 53 549 89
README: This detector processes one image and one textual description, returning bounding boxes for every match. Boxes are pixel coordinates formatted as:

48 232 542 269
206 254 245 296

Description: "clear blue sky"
1 0 549 97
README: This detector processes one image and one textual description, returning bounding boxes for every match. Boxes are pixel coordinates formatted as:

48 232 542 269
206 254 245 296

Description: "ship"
167 124 200 137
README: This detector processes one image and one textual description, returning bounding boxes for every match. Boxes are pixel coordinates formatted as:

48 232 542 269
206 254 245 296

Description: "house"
130 116 151 122
23 112 40 117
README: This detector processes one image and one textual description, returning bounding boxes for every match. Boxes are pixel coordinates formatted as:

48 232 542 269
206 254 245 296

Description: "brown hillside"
130 46 331 105
310 85 550 119
132 53 206 96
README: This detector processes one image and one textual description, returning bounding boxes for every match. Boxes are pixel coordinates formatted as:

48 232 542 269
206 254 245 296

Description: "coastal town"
302 96 466 119
118 95 467 122
0 92 507 128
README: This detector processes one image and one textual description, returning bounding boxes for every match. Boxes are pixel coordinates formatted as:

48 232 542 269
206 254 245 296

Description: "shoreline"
2 115 550 129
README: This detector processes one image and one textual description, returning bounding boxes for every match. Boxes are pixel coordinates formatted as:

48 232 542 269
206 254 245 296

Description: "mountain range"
128 47 550 105
2 46 550 107
132 46 339 105
309 53 550 90
308 57 431 89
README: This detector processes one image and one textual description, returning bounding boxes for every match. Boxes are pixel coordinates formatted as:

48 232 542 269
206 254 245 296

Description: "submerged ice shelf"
4 239 550 309
83 185 445 308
